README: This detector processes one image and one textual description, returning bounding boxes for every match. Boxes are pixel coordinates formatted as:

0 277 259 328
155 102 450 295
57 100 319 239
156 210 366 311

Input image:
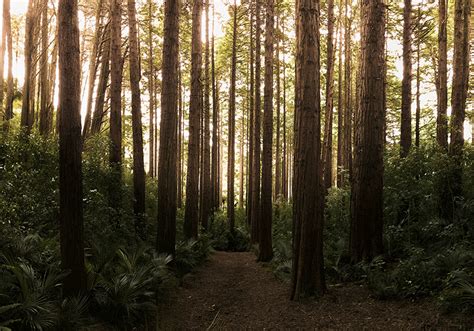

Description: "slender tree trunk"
281 17 287 200
259 0 274 262
127 0 146 239
109 0 123 221
39 0 52 135
178 63 183 208
400 0 412 157
184 0 202 239
211 4 219 211
336 0 343 187
91 25 111 135
21 0 38 134
82 0 104 139
2 0 13 132
58 0 86 297
156 0 179 255
147 0 155 177
251 0 262 243
200 0 211 230
247 1 255 224
0 0 6 120
228 0 238 231
437 0 448 149
291 0 325 300
274 13 281 201
415 32 420 148
343 0 352 184
322 0 335 192
350 0 385 262
449 0 471 198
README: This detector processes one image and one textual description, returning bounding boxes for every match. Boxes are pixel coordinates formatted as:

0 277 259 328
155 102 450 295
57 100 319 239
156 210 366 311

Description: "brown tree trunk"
281 17 287 200
437 0 448 149
39 0 51 135
147 0 155 177
343 0 352 184
400 0 412 157
21 0 38 134
90 24 111 135
251 0 262 243
58 0 86 297
350 0 385 262
336 0 343 188
291 0 325 300
247 0 255 224
274 13 281 201
200 0 211 230
177 63 183 208
109 0 123 221
156 0 179 255
127 0 146 239
449 0 471 197
184 0 202 239
2 0 13 132
0 0 5 120
82 0 104 140
228 0 238 231
415 32 420 148
259 0 274 262
322 0 335 192
211 4 219 211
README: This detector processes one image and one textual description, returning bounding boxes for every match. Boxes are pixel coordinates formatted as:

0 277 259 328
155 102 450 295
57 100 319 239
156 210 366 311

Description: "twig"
206 310 220 331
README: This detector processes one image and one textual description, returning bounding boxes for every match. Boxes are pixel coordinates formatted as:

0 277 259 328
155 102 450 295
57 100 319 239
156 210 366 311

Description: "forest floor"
157 251 473 330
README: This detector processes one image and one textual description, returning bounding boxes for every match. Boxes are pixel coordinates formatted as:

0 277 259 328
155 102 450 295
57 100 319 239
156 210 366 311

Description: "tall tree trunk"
39 0 51 135
21 0 38 134
437 0 448 149
127 0 146 239
200 0 211 230
343 0 352 184
415 31 420 148
228 0 238 231
259 0 274 262
211 3 219 211
350 0 385 262
0 0 6 120
247 0 255 224
281 18 287 200
322 0 335 192
251 0 262 243
291 0 325 300
58 0 86 297
178 63 183 208
449 0 471 197
2 0 13 132
400 0 412 157
109 0 123 221
156 0 179 255
90 25 111 135
147 0 155 177
274 13 281 201
184 0 202 239
336 0 343 188
83 0 104 139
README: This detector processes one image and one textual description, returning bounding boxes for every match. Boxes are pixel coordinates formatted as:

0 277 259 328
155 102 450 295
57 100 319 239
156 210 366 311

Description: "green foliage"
208 209 250 252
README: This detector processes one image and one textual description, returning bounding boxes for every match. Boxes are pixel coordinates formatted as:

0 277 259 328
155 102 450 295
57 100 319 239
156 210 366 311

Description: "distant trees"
400 0 412 157
58 0 86 297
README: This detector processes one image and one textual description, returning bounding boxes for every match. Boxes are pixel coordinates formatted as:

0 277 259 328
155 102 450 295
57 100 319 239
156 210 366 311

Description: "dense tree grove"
0 0 472 328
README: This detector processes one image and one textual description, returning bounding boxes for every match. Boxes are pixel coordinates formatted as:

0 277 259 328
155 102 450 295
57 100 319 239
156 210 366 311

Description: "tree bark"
58 0 86 297
274 13 281 201
2 0 13 132
259 0 274 262
251 0 262 243
350 0 385 262
211 3 219 211
247 0 254 225
291 0 326 300
437 0 448 149
184 0 202 239
400 0 412 157
156 0 179 255
127 0 146 239
228 0 238 232
147 0 155 177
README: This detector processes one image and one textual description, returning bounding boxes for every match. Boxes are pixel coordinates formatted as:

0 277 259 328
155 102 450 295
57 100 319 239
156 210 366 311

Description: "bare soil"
157 251 473 330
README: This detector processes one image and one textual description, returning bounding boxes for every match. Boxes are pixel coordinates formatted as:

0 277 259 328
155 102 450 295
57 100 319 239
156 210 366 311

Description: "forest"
0 0 472 329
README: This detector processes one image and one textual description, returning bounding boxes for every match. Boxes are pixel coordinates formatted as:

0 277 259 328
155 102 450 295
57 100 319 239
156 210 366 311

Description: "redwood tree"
184 0 203 239
259 0 274 262
291 0 326 300
400 0 412 157
436 0 448 149
156 0 179 255
350 0 385 262
58 0 87 297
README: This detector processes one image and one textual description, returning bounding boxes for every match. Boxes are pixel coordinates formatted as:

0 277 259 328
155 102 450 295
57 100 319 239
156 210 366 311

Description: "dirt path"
157 251 471 329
